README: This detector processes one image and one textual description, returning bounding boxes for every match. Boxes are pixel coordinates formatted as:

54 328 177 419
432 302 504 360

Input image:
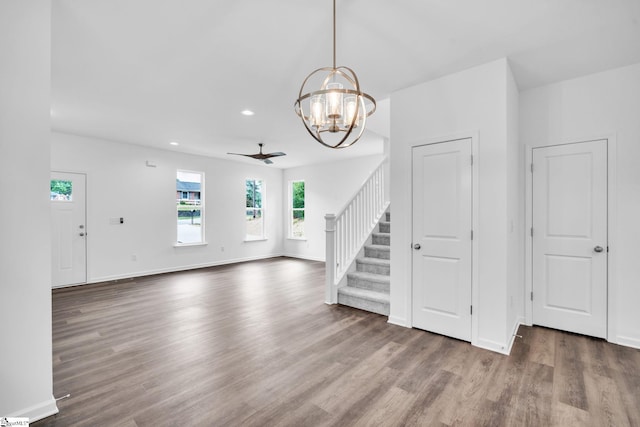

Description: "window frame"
245 178 266 241
175 169 206 247
288 180 306 240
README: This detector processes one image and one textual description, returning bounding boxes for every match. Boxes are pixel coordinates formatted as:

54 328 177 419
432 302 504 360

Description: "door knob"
413 243 421 250
79 232 85 237
594 246 604 253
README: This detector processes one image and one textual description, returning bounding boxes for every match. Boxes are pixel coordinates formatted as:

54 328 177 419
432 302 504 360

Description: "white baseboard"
53 254 290 288
475 337 510 355
9 396 58 423
282 253 325 262
615 335 640 350
504 317 526 355
387 315 410 328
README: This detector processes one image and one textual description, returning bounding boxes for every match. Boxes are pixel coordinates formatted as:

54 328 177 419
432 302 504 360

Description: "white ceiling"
51 0 640 168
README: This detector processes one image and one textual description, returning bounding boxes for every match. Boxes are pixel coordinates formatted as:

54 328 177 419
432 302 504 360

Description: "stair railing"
325 157 390 304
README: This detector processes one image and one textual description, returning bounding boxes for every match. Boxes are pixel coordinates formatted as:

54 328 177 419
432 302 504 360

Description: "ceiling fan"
227 143 286 164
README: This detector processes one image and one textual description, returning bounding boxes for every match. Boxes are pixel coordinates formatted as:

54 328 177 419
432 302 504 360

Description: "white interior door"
412 138 472 342
532 140 607 338
51 171 87 287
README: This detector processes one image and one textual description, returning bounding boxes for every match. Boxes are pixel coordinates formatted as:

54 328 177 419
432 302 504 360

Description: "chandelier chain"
333 0 336 69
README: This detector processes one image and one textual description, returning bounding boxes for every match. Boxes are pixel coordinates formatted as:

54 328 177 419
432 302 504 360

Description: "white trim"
9 396 58 423
505 317 526 355
408 130 479 346
606 135 618 344
475 338 511 355
52 254 286 287
616 335 640 350
387 316 411 328
525 134 618 344
471 133 480 347
282 253 324 262
173 241 208 248
524 145 533 326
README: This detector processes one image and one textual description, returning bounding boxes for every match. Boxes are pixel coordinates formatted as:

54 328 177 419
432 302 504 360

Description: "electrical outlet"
220 246 225 252
131 254 137 261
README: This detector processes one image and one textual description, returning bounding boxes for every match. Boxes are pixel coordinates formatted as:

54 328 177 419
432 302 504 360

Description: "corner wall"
51 132 284 283
282 154 384 261
506 62 524 347
520 62 640 348
390 58 520 353
0 0 58 420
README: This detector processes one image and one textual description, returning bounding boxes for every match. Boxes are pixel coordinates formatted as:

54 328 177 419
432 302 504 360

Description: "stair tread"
347 271 390 282
357 257 390 266
365 243 390 249
338 286 390 302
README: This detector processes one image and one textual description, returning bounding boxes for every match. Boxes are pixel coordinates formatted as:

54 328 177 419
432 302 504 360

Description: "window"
246 179 264 240
289 180 305 239
50 179 72 201
176 170 204 244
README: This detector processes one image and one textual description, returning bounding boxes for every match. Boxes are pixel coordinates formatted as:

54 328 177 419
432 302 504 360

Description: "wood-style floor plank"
33 257 640 427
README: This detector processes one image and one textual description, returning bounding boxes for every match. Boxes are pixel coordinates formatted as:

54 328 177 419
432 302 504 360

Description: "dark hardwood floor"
34 257 640 426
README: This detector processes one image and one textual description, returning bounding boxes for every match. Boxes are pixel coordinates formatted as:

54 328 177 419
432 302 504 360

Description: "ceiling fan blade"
228 152 262 159
228 144 284 163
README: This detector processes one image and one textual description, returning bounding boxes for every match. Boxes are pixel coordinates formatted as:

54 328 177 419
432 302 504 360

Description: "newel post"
325 213 337 304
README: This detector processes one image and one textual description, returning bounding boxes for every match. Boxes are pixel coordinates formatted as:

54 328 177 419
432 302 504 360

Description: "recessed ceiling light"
169 141 179 146
241 109 255 116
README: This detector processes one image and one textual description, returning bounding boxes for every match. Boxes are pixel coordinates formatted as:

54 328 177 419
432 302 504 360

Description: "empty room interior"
2 0 640 425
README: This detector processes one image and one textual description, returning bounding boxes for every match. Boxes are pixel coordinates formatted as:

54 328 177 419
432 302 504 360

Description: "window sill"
244 238 268 242
287 237 307 241
174 242 208 248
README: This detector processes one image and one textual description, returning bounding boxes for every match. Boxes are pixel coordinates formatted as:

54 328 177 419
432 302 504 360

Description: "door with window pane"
51 171 87 287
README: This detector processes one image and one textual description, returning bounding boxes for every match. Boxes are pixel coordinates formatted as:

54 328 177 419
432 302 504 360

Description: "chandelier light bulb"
310 95 326 128
343 96 358 128
326 82 344 119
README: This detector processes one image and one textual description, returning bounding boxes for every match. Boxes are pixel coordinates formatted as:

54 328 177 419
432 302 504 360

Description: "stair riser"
347 276 390 293
356 261 390 276
378 222 390 233
338 294 390 316
365 247 390 260
372 234 390 246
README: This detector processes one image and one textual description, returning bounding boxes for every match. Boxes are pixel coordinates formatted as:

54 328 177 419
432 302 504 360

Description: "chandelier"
294 0 376 149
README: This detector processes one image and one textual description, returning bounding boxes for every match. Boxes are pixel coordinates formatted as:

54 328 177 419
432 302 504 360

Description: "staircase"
337 211 390 316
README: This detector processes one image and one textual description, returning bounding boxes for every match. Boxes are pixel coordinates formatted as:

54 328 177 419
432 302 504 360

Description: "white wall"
390 58 521 353
506 64 524 346
51 132 284 283
282 154 385 261
520 62 640 348
0 0 58 420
